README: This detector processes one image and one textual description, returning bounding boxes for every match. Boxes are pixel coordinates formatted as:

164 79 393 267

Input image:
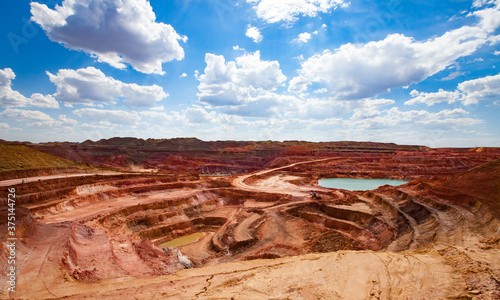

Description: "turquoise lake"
318 178 409 191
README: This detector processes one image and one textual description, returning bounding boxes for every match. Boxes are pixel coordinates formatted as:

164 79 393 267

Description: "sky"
0 0 499 147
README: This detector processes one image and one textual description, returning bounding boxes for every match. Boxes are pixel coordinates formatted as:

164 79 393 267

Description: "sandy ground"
6 249 476 299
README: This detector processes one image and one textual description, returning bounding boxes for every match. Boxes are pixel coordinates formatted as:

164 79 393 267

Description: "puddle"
160 232 206 247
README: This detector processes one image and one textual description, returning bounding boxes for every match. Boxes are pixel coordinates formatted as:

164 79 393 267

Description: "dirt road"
0 172 123 187
232 157 336 196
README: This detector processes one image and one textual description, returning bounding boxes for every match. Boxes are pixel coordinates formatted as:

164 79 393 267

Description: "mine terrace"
1 138 500 299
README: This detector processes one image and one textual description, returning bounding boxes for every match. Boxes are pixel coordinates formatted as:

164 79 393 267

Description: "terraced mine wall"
2 151 500 299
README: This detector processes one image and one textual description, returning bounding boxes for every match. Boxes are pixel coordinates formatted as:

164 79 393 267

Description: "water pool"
318 178 409 191
160 232 206 247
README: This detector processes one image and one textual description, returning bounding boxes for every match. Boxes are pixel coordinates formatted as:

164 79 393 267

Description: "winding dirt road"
232 157 336 196
0 172 123 187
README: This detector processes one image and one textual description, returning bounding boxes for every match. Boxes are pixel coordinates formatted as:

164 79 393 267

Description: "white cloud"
296 97 394 120
288 75 310 94
289 26 488 99
0 68 27 107
47 67 167 107
0 123 10 129
354 107 482 131
180 73 187 78
81 121 121 130
488 34 500 45
440 70 466 81
30 0 186 74
139 110 184 125
57 114 78 126
405 74 500 106
473 0 497 7
197 51 288 115
458 73 500 105
471 0 500 32
73 108 140 125
405 89 462 106
29 94 59 108
221 92 301 117
184 105 217 123
295 32 312 43
293 24 326 43
30 114 79 128
0 68 59 108
0 108 54 122
150 105 165 111
247 0 349 23
313 88 327 94
246 26 263 43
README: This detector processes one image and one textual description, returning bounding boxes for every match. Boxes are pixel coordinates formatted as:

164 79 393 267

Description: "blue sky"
0 0 499 147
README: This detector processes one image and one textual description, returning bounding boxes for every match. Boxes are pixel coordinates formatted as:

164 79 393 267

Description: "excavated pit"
2 153 500 299
8 168 500 270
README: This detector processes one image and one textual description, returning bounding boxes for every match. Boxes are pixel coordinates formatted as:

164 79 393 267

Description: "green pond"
318 178 409 191
160 232 206 247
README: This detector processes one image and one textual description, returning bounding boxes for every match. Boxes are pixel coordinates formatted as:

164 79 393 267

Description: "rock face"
0 145 500 299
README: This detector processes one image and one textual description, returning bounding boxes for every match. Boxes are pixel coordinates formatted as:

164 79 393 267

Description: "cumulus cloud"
471 0 500 32
184 105 217 123
314 88 327 94
293 24 326 43
29 94 59 108
30 114 78 128
47 67 167 107
221 93 301 117
196 51 288 115
0 68 59 108
458 73 500 105
73 108 140 125
245 26 263 43
405 74 500 106
0 68 27 107
247 0 349 23
404 89 462 106
0 108 54 122
289 26 488 99
295 32 312 43
30 0 186 74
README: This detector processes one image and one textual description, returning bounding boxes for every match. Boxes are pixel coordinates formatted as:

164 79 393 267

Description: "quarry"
0 138 500 299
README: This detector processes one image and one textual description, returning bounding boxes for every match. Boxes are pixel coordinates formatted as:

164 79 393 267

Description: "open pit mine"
1 138 500 299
